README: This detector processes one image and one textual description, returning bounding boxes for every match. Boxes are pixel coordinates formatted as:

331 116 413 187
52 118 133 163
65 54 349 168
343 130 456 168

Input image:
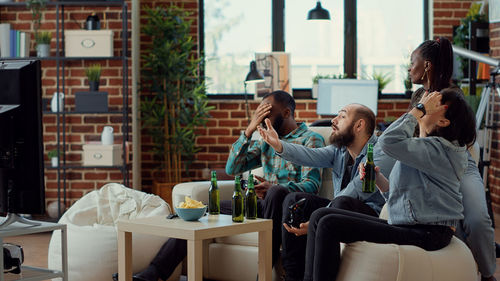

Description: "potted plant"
371 71 392 97
35 31 51 57
141 6 213 205
48 149 58 167
453 2 487 79
312 73 347 98
85 64 102 92
27 0 48 56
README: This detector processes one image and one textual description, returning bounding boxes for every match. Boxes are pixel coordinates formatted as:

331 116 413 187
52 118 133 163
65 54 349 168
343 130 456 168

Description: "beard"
330 121 355 148
262 114 285 136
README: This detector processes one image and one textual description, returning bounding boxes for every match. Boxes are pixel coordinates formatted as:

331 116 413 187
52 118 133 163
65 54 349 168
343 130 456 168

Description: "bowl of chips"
175 196 207 221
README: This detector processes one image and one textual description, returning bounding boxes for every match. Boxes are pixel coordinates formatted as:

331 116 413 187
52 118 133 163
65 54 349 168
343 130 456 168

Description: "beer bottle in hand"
208 170 220 215
232 175 244 222
362 143 376 193
245 174 257 219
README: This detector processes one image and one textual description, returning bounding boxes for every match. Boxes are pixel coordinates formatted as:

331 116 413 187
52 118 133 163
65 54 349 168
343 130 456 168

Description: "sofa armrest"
172 180 235 207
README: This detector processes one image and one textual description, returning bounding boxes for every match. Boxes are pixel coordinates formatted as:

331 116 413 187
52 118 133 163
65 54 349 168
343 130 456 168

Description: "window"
202 0 425 95
285 0 344 89
357 0 424 94
204 0 271 95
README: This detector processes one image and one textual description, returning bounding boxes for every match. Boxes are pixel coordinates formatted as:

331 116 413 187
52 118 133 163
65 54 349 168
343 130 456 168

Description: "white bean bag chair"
48 183 181 281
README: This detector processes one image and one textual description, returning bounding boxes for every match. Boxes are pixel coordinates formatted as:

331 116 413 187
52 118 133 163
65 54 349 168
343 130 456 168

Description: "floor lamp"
244 61 264 124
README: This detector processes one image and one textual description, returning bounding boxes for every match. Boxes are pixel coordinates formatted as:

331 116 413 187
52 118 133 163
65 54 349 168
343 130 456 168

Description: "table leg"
0 237 4 281
61 225 68 281
187 239 203 281
118 230 132 281
258 229 272 281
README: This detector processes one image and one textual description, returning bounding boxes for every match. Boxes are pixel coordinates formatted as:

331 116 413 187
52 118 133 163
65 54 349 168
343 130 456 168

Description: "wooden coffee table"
117 214 272 281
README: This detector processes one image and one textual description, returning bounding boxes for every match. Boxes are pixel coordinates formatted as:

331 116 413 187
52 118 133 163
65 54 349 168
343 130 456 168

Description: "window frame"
200 0 429 99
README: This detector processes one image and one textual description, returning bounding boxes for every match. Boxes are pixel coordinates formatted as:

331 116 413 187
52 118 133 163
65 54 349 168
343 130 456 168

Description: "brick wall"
433 0 473 38
488 22 500 212
1 1 132 207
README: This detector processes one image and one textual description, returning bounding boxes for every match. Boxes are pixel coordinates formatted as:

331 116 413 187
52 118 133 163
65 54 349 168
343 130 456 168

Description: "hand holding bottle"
359 163 389 193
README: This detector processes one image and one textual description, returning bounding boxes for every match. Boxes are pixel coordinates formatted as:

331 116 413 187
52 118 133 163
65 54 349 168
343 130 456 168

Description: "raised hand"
257 118 283 153
418 91 448 116
245 102 272 138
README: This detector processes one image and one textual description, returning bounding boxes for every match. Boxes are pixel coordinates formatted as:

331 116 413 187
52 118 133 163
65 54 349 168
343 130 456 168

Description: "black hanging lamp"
307 1 331 20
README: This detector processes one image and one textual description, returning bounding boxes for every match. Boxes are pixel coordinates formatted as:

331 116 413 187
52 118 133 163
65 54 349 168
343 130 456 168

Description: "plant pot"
152 181 177 207
89 81 100 92
51 157 58 167
312 83 318 99
36 44 50 57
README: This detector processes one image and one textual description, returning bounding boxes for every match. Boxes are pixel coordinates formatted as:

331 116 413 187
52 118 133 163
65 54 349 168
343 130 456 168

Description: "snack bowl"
174 206 207 221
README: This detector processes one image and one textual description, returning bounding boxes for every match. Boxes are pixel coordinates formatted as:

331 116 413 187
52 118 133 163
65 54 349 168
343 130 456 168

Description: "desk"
0 219 67 281
117 214 272 281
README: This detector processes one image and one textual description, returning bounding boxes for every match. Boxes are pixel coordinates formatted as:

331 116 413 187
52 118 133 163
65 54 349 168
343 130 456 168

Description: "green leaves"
140 6 213 175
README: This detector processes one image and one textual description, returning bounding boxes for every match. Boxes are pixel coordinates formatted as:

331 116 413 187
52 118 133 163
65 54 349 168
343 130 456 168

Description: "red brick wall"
1 1 132 207
433 0 473 38
488 22 500 212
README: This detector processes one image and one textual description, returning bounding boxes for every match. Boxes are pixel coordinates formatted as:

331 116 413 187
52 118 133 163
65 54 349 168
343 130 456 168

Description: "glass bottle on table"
362 143 376 193
245 173 257 219
208 170 220 215
232 175 244 222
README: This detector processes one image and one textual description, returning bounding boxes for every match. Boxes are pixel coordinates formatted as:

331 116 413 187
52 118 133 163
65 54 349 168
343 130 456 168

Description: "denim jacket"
279 134 387 214
379 113 467 227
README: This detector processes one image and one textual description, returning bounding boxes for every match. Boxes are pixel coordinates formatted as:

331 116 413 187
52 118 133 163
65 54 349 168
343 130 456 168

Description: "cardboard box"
83 143 122 166
65 30 113 57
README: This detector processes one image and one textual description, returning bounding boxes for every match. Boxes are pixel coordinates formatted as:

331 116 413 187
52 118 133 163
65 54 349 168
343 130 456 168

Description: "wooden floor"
4 216 500 280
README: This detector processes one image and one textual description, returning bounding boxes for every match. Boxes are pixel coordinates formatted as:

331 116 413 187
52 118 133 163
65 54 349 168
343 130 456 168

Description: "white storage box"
65 30 114 57
83 143 122 166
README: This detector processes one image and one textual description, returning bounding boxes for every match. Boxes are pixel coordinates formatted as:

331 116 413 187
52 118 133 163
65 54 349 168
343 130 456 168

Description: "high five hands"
257 118 283 153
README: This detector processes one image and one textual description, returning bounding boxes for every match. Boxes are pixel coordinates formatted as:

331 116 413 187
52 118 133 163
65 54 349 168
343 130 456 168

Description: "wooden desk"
117 214 272 281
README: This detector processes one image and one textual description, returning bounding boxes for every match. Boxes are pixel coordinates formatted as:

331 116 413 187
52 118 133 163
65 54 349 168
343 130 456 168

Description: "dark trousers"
303 207 454 281
150 185 290 280
281 195 378 281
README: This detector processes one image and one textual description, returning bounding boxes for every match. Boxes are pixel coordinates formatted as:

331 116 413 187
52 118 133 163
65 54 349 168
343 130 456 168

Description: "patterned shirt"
225 123 325 194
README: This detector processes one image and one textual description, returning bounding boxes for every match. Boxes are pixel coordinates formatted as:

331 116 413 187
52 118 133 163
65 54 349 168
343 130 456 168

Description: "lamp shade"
307 1 331 20
245 61 264 84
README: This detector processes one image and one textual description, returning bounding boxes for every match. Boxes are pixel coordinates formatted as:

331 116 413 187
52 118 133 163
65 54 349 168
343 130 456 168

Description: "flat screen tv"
0 60 44 227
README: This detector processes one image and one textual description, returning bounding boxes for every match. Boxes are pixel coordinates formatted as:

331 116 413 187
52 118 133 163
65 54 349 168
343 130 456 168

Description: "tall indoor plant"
141 6 213 202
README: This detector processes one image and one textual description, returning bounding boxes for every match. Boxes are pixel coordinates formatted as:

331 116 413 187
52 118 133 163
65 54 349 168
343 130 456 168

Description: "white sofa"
172 126 478 281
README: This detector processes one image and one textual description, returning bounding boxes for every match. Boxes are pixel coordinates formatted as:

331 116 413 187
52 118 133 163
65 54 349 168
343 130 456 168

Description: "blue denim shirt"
379 113 467 227
279 134 388 214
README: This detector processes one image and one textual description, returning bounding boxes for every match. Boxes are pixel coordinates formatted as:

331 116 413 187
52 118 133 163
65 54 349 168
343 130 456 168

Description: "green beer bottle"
232 175 244 222
208 170 220 215
362 143 376 193
245 174 257 219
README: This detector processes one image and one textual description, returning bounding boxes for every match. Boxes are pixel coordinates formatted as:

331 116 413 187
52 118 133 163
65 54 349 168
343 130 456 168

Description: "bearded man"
257 103 392 281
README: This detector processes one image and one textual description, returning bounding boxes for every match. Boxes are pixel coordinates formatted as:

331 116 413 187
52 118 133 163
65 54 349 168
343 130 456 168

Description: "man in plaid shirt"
223 90 325 266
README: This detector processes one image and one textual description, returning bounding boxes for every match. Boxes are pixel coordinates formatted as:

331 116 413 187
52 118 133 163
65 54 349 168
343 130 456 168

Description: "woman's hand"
418 91 448 115
283 221 309 236
258 118 283 153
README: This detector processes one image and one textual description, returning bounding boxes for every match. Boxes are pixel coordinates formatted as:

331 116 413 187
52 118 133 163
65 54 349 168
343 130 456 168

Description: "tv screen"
0 60 45 215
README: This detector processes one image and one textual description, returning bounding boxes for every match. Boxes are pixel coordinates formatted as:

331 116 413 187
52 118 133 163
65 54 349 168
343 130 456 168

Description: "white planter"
36 44 50 57
312 83 318 99
51 157 58 167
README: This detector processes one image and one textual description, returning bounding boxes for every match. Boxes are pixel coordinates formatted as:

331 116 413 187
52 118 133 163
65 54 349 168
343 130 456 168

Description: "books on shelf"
0 24 30 58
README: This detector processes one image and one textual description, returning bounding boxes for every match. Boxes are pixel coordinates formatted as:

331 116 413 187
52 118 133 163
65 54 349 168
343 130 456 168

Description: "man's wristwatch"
415 103 426 117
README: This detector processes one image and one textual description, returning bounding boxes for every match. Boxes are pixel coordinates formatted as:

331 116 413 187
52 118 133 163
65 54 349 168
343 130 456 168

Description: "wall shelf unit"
0 1 130 216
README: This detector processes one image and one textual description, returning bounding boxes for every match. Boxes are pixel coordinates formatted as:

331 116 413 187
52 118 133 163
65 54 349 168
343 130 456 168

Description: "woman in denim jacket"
299 87 476 281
